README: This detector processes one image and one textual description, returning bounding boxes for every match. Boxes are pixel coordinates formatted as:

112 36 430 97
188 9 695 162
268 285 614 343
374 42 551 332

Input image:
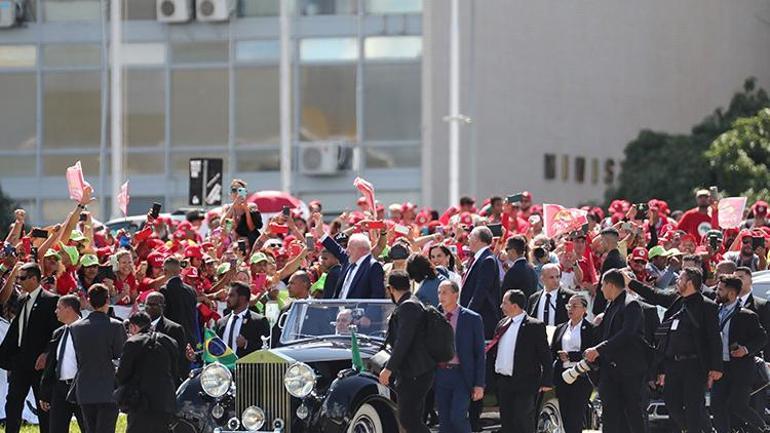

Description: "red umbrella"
247 190 304 214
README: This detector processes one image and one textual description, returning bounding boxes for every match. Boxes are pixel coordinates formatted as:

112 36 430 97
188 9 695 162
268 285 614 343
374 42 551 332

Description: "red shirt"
114 273 137 305
56 268 79 296
676 208 712 242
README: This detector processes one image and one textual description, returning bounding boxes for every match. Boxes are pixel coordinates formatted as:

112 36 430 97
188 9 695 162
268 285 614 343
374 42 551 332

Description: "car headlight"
242 406 265 431
200 362 232 398
284 362 316 398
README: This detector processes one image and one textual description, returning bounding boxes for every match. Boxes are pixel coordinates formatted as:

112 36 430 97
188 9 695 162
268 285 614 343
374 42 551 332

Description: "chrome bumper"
213 428 283 433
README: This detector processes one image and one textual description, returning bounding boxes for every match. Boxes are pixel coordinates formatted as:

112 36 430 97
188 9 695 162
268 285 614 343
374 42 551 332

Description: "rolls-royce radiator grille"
235 363 292 432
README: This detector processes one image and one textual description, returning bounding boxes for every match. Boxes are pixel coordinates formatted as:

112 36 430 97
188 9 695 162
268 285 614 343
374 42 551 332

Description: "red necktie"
461 255 476 286
485 318 513 353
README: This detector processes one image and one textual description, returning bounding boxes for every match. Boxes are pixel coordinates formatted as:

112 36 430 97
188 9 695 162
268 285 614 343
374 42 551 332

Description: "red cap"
357 196 367 205
753 200 769 216
415 212 430 227
402 202 417 212
521 191 532 200
530 204 543 216
177 221 193 231
309 200 321 207
184 245 203 259
631 247 648 263
181 266 199 279
173 230 186 240
375 201 384 212
147 251 166 268
459 212 474 227
681 234 697 245
207 210 221 221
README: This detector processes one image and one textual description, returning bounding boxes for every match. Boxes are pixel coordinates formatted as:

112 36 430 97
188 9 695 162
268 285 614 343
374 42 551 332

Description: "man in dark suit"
584 270 647 433
0 262 60 433
39 295 85 433
70 284 127 433
434 280 485 433
501 235 537 298
117 312 178 433
486 289 553 433
592 228 627 316
711 275 768 433
317 227 385 299
160 257 200 348
460 226 501 339
735 266 770 418
626 267 723 433
144 291 191 385
551 294 597 433
215 282 270 357
528 264 574 326
379 271 435 433
318 248 342 299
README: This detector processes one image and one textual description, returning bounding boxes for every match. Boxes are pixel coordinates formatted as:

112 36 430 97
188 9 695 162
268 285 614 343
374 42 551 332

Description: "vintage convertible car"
171 299 597 433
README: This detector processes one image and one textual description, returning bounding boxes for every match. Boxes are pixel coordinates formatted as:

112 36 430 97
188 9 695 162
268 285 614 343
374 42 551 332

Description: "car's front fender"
172 370 237 433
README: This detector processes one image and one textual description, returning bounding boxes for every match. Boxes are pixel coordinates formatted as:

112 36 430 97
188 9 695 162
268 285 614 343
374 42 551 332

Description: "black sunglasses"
17 275 32 281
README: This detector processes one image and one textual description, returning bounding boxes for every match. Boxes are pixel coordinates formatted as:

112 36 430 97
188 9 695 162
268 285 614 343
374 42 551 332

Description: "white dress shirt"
467 247 489 274
339 254 369 299
535 288 558 326
57 326 78 381
223 310 247 350
561 320 582 368
18 286 42 346
494 312 526 376
151 316 161 329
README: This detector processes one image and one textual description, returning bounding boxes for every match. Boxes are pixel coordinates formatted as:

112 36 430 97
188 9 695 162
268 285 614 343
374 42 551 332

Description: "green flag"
202 328 238 369
311 272 327 293
351 326 365 372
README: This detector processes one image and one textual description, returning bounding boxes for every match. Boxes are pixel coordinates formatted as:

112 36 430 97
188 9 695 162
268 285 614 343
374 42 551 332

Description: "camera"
708 234 720 250
562 359 595 384
636 203 648 214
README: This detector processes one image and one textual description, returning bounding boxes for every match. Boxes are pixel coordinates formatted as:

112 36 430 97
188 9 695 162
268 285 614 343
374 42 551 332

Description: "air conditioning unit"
300 142 353 176
157 0 193 23
0 1 22 28
196 0 233 22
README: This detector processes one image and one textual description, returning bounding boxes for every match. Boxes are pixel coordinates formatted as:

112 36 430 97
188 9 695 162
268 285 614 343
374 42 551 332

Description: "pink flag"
718 197 747 229
353 177 376 213
118 181 130 216
66 161 92 202
543 204 588 238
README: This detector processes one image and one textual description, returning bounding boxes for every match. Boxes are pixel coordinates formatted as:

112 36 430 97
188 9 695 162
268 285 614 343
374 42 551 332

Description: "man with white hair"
527 263 575 326
315 217 385 299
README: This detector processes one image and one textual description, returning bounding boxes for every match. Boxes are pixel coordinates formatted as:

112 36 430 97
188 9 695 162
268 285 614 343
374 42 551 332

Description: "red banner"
543 204 588 238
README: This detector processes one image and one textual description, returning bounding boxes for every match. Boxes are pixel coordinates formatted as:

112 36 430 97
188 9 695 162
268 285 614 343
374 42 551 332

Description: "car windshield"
280 299 395 345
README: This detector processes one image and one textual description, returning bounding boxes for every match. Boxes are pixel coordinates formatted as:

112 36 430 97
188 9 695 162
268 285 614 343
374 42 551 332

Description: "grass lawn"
18 414 127 433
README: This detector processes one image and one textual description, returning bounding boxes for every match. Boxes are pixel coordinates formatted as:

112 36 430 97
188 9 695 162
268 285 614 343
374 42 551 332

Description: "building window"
561 155 569 181
544 154 556 180
236 40 280 62
575 157 586 183
240 0 279 17
124 0 155 20
43 44 100 67
365 146 421 169
44 71 101 149
170 69 229 147
123 43 166 66
591 158 599 184
0 73 36 151
299 0 356 15
604 159 616 185
365 0 421 14
0 45 37 67
172 42 228 64
364 36 422 60
235 66 280 145
300 38 358 62
300 64 357 141
126 70 165 148
363 63 420 141
44 0 100 22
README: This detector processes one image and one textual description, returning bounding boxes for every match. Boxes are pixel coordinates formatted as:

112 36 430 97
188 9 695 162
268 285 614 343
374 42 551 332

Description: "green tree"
0 184 17 239
607 78 769 210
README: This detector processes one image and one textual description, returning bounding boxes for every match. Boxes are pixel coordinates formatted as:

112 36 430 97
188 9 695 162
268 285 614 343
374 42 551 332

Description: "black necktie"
18 294 31 346
227 315 240 350
56 327 70 379
544 293 552 325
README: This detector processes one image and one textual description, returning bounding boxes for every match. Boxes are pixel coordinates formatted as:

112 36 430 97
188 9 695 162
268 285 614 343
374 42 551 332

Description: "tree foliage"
607 78 770 210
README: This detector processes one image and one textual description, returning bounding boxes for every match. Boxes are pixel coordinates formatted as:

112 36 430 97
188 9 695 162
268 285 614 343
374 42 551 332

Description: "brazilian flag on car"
203 328 238 369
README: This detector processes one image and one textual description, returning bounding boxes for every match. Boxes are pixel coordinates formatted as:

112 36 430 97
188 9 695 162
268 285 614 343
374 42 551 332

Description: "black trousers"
597 367 645 433
126 410 171 433
395 370 435 433
712 360 766 433
49 380 85 433
4 367 49 433
662 359 711 433
555 377 593 433
495 374 536 433
79 402 119 433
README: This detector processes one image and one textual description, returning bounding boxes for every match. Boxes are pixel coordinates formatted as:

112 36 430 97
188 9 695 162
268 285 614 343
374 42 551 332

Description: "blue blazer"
448 306 486 390
322 236 385 299
459 248 502 338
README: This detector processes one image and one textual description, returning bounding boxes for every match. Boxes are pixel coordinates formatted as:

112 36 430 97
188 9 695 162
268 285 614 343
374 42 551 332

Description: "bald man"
144 292 190 384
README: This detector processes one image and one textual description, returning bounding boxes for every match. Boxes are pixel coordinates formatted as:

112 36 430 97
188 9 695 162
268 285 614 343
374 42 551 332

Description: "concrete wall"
423 0 770 209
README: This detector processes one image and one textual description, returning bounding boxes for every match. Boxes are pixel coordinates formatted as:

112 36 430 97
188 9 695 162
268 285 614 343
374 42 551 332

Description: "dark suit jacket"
501 258 538 298
154 315 189 384
488 315 553 392
215 309 271 358
550 318 598 384
0 288 60 371
460 248 502 339
385 293 435 379
528 287 575 326
161 276 199 347
322 236 385 299
443 306 486 390
70 311 127 404
723 306 767 376
116 331 178 414
592 249 627 316
742 293 770 361
595 291 649 375
40 325 69 402
321 264 342 299
628 279 723 374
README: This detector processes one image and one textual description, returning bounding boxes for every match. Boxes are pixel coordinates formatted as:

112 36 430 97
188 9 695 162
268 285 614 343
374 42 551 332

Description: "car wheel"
347 403 383 433
536 398 563 433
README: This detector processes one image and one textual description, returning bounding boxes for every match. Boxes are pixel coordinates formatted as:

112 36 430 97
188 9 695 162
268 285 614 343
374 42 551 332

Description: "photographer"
724 231 767 272
551 294 597 433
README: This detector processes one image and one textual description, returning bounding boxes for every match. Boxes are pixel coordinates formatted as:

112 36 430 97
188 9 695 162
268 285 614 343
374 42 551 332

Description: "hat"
402 202 417 212
459 212 474 227
147 251 165 268
177 221 193 231
357 196 368 206
631 247 648 263
186 210 204 222
333 232 349 245
70 230 87 242
648 246 667 259
521 191 532 200
44 248 61 260
250 252 269 264
184 245 203 260
59 242 80 266
181 266 199 279
173 230 186 240
753 200 769 216
79 254 99 267
216 262 231 276
680 234 696 245
696 189 710 197
667 248 682 256
600 227 619 237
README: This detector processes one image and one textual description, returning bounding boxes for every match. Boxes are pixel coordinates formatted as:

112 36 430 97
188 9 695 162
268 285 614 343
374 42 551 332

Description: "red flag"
543 204 588 238
718 197 747 229
66 161 92 202
118 181 129 216
353 177 376 214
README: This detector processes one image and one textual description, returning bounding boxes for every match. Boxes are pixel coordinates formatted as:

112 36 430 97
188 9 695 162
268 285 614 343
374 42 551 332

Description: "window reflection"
43 154 99 176
236 149 280 172
0 45 37 67
365 36 421 60
0 156 37 177
299 0 355 15
240 0 279 16
235 67 280 145
365 146 420 168
172 42 229 64
0 73 36 151
300 38 357 62
44 0 100 22
44 72 101 148
300 64 357 141
363 63 420 141
43 44 100 67
365 0 421 14
170 69 228 147
126 70 165 147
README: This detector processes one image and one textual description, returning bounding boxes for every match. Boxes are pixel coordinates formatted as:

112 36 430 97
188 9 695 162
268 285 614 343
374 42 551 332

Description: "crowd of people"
2 179 770 433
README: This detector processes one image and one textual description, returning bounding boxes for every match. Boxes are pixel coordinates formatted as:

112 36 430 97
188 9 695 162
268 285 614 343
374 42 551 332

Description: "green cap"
44 248 61 260
250 252 268 264
666 248 682 257
70 230 87 242
648 246 667 259
216 262 231 275
59 242 80 266
80 254 99 267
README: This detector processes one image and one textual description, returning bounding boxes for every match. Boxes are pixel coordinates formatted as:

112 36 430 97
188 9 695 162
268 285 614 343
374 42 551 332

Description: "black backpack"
423 305 456 363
